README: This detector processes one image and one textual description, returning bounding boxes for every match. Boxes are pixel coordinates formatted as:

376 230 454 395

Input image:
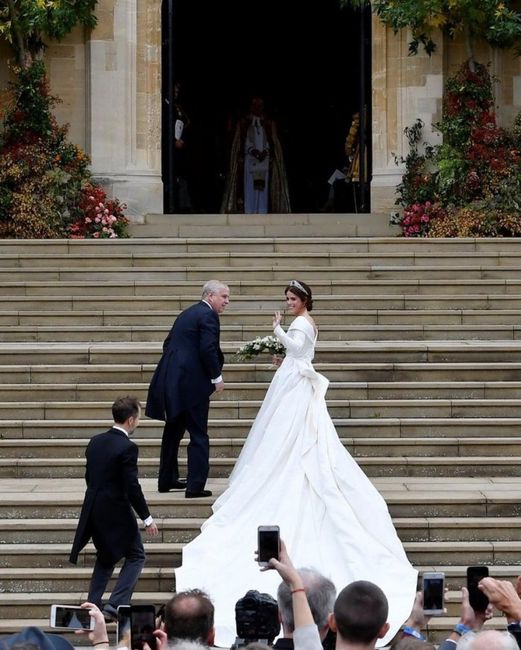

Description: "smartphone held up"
49 605 95 631
257 525 280 566
130 604 156 650
467 566 489 612
422 572 445 616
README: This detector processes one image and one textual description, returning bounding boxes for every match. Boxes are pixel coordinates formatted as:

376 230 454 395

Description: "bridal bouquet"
236 335 286 361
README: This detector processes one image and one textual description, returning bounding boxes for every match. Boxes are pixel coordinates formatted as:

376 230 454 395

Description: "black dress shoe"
185 489 212 498
101 605 118 623
158 479 187 492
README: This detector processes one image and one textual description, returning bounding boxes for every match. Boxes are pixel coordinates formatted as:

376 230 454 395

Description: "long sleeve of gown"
273 324 306 354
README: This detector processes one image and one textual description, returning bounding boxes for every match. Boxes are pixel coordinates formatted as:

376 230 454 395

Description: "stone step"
12 250 521 269
0 539 516 573
6 323 521 343
9 293 521 314
3 476 520 519
3 436 521 460
10 309 521 329
5 341 521 364
3 379 521 402
5 416 521 440
3 397 521 420
3 234 521 253
2 455 521 480
8 293 521 313
2 362 521 384
7 265 521 283
8 278 521 296
4 516 521 545
0 566 175 592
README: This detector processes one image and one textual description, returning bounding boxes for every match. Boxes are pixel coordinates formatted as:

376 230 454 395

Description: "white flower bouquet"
236 335 286 361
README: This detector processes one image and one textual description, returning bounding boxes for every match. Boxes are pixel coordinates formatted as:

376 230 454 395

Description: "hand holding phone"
467 566 490 613
257 525 280 566
130 604 156 650
49 605 95 630
422 572 445 616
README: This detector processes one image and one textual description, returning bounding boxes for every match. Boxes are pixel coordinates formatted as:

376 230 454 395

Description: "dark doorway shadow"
162 0 370 213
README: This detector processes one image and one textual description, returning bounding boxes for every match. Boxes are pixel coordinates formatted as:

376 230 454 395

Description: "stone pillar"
371 18 444 214
87 0 162 219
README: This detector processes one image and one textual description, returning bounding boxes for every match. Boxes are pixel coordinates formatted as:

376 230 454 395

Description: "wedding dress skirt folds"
175 317 417 647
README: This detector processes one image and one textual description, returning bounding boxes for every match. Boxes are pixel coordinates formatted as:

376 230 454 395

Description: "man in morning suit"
69 396 159 622
145 280 230 498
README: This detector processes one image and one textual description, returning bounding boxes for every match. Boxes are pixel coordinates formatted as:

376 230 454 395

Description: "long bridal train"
175 316 417 647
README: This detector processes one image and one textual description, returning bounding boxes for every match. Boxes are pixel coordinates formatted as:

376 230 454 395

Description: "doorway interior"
162 0 371 213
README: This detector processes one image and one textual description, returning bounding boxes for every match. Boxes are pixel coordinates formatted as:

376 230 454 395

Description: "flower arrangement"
394 61 521 238
68 183 129 239
0 61 129 239
236 335 286 361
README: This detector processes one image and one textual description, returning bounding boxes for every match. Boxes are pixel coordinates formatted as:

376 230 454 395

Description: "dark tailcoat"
145 301 224 421
70 427 150 566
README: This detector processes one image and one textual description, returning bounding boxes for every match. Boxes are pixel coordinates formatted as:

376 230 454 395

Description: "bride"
174 280 417 647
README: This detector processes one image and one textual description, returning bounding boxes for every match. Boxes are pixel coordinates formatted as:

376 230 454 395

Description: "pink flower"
85 217 92 223
93 232 100 238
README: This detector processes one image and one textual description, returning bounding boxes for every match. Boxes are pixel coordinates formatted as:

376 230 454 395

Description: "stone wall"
372 23 521 215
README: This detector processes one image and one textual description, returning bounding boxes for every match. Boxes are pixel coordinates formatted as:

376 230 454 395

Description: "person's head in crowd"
112 395 141 434
328 580 389 648
277 568 336 640
169 640 209 650
457 630 519 650
392 638 435 650
0 626 75 650
164 589 215 646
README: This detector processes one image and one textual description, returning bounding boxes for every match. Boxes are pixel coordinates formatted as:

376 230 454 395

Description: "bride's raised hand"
273 310 282 329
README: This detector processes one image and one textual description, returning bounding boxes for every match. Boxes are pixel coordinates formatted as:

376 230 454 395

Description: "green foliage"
393 119 437 207
0 0 97 65
340 0 521 59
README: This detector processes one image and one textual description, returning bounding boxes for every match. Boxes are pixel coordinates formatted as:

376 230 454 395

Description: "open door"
162 0 372 214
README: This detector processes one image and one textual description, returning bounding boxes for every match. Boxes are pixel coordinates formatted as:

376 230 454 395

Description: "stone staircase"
2 220 521 644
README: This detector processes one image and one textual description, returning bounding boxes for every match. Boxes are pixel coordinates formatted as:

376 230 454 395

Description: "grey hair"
277 567 336 632
457 630 519 650
201 280 228 299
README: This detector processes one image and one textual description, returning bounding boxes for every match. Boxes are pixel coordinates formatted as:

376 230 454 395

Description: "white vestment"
244 117 270 214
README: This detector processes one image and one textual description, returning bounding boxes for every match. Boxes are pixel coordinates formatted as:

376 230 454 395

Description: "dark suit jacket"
69 427 150 566
145 301 224 421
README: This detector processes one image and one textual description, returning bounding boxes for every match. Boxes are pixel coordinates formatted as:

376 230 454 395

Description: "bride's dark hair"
285 280 313 311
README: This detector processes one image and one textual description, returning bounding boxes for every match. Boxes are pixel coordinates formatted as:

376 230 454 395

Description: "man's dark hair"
164 589 215 643
333 581 388 644
112 396 141 424
277 568 336 632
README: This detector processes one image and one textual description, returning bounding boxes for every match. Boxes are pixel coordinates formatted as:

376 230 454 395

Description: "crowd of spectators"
4 539 521 650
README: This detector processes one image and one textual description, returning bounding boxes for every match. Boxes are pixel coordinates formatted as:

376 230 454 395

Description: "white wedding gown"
175 316 417 647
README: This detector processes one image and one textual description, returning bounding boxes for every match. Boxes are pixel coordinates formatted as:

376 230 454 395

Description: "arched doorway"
162 0 371 214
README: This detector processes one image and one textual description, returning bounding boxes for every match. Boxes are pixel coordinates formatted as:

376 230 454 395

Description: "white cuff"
144 516 154 527
211 376 223 384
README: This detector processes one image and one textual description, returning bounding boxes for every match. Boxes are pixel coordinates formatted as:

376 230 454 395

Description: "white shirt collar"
202 299 213 310
112 424 129 437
